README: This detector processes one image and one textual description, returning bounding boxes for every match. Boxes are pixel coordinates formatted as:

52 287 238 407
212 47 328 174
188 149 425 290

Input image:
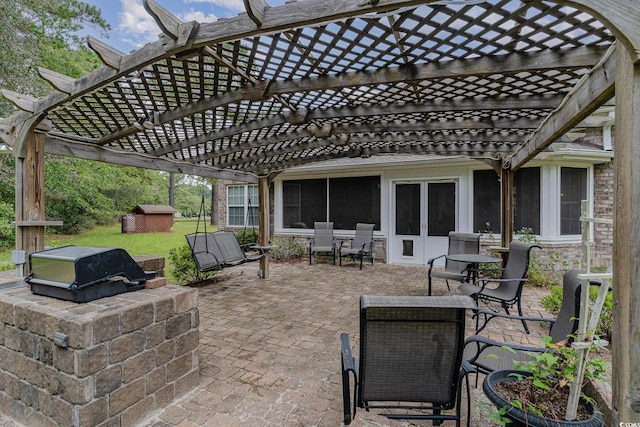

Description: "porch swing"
185 196 264 272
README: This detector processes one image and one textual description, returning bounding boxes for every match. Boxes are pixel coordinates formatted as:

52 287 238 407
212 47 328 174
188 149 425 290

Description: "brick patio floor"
141 259 554 427
0 260 593 426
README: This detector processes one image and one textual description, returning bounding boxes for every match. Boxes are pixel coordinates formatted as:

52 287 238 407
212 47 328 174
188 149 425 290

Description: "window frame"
471 167 541 236
226 184 259 227
559 166 590 236
276 174 382 231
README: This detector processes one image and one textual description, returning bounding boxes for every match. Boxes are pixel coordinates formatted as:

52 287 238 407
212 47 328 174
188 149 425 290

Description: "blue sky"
81 0 283 54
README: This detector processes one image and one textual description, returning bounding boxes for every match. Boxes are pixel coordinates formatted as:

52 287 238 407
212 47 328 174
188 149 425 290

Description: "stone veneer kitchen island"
0 277 199 426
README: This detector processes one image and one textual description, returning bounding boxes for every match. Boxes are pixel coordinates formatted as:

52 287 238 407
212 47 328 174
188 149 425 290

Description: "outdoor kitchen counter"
0 276 199 427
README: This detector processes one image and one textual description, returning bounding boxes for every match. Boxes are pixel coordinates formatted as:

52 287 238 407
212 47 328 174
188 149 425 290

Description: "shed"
122 205 176 233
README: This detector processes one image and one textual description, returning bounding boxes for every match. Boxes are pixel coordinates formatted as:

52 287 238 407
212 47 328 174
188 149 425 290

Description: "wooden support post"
612 42 640 424
258 176 270 279
499 166 514 262
15 128 47 273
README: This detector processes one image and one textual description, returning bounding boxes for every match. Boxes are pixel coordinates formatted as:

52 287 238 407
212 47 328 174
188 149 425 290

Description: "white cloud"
182 9 218 23
184 0 245 13
117 0 162 49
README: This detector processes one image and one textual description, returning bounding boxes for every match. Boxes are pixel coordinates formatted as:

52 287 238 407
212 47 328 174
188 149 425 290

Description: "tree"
44 156 169 233
0 0 109 116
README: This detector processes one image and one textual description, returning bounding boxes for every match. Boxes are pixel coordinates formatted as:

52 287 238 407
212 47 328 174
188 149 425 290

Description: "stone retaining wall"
0 278 198 426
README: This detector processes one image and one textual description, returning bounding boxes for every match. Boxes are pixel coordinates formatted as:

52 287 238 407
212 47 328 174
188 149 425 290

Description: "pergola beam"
207 131 524 167
271 46 606 95
242 144 507 174
42 134 258 182
37 68 75 94
0 90 37 113
143 0 183 40
87 37 124 69
243 0 268 27
509 43 617 170
146 95 559 157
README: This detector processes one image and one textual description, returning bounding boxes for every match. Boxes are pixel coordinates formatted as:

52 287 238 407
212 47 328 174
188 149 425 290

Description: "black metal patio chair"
427 232 481 295
340 295 477 426
458 240 541 333
463 269 600 375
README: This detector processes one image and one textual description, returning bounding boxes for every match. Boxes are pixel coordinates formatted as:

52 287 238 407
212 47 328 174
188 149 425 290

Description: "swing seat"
186 231 264 272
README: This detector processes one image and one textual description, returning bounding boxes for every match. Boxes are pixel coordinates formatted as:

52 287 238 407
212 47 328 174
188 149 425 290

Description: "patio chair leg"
517 300 530 334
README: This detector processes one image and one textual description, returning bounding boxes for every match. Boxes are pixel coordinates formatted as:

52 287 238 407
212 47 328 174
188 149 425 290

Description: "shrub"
0 201 15 249
515 227 568 287
168 244 219 284
269 236 305 262
540 282 613 340
235 228 258 248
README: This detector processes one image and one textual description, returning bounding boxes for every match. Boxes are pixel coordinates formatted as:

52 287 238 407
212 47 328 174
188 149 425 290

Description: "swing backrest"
186 232 224 271
214 231 248 265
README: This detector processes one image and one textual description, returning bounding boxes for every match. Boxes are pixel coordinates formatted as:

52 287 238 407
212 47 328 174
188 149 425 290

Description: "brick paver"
0 261 587 426
139 260 553 427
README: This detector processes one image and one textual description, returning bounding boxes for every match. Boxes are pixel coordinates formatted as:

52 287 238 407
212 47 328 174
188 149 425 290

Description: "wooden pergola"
1 0 639 422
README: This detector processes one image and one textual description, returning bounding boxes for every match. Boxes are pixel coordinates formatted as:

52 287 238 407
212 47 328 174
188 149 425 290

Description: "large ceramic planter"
483 370 604 427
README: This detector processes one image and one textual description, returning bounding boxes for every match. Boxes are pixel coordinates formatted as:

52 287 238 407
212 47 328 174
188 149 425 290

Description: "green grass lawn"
0 218 216 282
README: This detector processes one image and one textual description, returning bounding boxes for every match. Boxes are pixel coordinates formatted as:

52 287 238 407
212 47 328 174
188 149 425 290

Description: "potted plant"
482 336 608 426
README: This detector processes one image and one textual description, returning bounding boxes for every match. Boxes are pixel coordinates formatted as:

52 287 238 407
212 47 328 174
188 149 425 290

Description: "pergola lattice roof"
0 0 619 182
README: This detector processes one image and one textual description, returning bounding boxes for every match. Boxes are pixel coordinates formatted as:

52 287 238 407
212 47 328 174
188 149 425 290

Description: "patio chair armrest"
473 309 555 334
427 254 446 267
359 240 373 253
341 333 356 373
338 238 353 250
472 277 527 292
461 359 477 376
340 333 358 425
464 335 548 363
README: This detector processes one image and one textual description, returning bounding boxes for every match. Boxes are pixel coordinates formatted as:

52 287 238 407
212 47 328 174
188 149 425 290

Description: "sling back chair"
458 240 541 333
464 269 603 375
308 222 336 265
338 223 375 269
340 295 477 426
427 232 481 295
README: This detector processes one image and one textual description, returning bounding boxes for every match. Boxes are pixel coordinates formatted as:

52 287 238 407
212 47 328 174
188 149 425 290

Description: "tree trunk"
168 172 175 207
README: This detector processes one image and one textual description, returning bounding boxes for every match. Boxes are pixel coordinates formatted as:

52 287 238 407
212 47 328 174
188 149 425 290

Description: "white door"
391 181 457 265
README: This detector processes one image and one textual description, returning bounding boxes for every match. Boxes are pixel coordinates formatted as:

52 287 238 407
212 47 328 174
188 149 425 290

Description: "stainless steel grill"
25 246 155 303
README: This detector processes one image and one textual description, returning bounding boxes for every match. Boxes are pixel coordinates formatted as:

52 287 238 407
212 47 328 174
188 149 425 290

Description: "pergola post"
499 166 514 250
14 124 47 273
612 42 640 424
258 176 270 279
